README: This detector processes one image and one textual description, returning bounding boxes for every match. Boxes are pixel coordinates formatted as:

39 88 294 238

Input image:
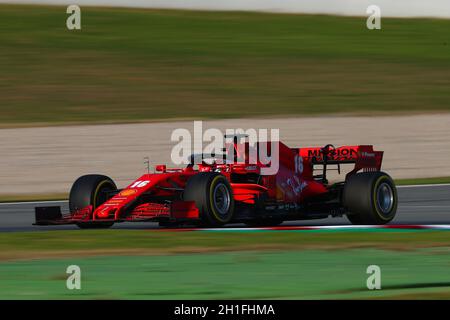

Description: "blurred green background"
1 5 450 300
1 229 450 299
1 5 450 125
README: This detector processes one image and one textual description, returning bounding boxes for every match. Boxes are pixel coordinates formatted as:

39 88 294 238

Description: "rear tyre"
183 173 234 226
344 172 397 225
69 174 117 229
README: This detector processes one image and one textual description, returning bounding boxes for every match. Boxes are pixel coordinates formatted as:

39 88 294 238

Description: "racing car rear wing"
295 145 383 180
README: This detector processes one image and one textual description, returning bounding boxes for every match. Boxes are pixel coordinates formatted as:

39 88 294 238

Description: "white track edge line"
398 183 450 188
0 200 68 206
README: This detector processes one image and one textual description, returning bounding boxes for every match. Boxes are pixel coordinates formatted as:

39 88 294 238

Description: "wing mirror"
155 164 166 172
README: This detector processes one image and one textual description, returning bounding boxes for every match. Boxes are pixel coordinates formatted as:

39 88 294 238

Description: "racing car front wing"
34 201 200 225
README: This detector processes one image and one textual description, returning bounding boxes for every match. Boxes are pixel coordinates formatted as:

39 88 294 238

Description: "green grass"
396 177 450 185
1 230 450 299
1 229 450 261
1 5 450 126
1 249 450 299
0 193 67 203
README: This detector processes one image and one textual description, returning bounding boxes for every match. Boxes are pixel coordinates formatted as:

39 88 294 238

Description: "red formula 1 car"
35 136 398 228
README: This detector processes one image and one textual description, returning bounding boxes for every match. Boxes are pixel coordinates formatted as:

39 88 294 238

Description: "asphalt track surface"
0 184 449 232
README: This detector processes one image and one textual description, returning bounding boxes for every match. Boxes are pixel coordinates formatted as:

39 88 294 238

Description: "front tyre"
344 172 398 225
69 174 117 229
183 173 234 226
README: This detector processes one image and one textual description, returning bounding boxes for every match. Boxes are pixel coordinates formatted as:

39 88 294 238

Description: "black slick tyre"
183 173 234 226
69 174 117 229
344 172 397 225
